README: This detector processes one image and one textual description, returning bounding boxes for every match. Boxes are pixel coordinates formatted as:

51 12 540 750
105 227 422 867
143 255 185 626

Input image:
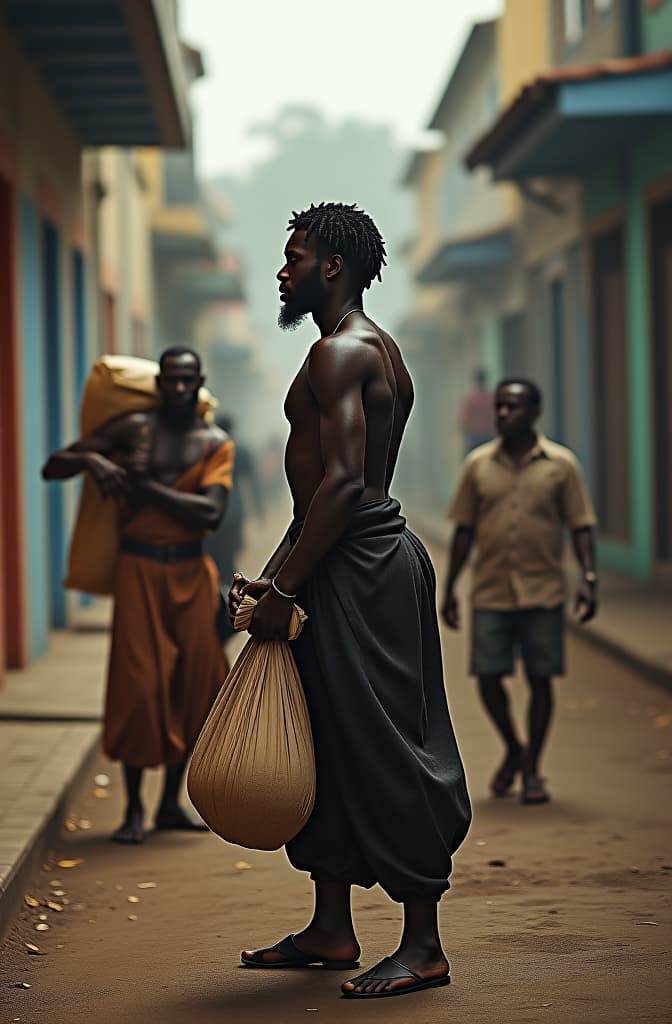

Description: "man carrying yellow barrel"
43 347 233 844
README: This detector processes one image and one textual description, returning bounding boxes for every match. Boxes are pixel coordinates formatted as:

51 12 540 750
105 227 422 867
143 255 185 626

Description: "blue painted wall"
19 196 49 658
42 220 67 628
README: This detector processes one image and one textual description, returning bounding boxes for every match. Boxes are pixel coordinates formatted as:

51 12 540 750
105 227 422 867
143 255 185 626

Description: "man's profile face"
157 354 203 419
277 229 328 330
494 384 539 438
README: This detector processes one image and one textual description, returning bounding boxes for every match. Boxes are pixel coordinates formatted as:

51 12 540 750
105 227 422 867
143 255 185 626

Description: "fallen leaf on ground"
136 881 157 889
635 921 659 926
127 896 140 904
57 859 84 869
51 890 66 898
12 982 31 989
128 914 139 922
78 819 92 830
629 866 640 874
24 896 41 908
24 942 45 955
94 773 110 787
93 788 110 799
49 879 62 887
475 840 487 847
46 901 63 913
34 923 49 932
64 820 78 832
489 859 506 867
235 861 252 871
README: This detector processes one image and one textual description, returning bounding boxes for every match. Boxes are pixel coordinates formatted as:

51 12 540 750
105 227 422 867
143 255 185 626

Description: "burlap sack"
64 355 217 595
187 594 316 851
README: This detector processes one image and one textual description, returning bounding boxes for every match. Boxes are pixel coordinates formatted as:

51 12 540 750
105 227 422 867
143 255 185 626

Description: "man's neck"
501 429 537 457
313 293 365 337
158 407 197 432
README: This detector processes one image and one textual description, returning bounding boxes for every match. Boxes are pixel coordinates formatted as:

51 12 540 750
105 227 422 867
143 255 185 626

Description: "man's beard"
163 392 199 425
278 265 326 331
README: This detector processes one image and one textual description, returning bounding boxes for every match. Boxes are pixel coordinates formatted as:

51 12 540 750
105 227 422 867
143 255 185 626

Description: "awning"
466 52 672 180
7 0 190 147
176 270 244 303
417 227 514 284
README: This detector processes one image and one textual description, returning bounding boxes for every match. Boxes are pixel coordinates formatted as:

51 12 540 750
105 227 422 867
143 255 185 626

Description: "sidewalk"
0 601 110 939
408 506 672 693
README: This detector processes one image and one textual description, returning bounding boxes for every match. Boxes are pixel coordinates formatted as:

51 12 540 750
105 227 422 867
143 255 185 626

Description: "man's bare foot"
154 804 209 831
242 925 360 966
342 945 449 996
112 807 145 844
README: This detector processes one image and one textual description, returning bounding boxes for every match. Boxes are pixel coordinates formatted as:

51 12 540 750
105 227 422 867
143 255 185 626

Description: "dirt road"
1 527 671 1023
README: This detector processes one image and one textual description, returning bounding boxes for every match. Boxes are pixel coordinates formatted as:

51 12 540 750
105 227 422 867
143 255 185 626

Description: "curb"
0 731 100 943
567 622 672 696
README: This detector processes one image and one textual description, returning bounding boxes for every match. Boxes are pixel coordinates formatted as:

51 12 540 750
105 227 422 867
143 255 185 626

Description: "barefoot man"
229 203 471 999
43 348 233 843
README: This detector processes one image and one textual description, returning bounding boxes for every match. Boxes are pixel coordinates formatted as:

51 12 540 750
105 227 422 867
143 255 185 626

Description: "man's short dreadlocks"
287 202 387 290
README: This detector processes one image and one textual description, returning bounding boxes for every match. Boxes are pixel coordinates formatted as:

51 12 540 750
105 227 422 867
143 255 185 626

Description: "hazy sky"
180 0 503 178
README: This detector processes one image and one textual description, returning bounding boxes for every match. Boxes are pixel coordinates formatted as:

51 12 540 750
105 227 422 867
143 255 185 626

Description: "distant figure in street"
205 414 263 640
459 368 494 455
442 379 598 805
42 348 232 844
229 202 470 1000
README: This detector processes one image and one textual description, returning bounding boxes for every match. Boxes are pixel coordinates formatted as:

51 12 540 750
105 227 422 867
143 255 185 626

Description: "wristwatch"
583 571 598 585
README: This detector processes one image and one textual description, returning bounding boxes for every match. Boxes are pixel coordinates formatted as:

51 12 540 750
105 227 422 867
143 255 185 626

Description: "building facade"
0 0 192 681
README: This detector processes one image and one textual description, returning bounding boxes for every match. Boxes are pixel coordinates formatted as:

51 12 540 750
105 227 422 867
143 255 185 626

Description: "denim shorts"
470 605 565 678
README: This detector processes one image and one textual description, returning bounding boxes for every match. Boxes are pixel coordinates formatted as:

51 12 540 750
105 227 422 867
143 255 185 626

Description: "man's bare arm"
133 479 228 532
441 525 475 630
273 340 367 595
41 414 140 498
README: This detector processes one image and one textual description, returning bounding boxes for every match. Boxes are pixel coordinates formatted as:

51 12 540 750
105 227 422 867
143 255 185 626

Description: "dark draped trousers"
286 498 471 904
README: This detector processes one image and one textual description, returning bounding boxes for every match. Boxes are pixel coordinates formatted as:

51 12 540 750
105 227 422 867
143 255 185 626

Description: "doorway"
649 192 672 570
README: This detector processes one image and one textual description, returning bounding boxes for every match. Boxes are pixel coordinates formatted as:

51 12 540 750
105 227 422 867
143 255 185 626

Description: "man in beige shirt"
442 378 598 805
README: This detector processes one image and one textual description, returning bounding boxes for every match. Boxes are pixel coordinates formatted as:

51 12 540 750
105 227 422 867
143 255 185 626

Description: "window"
594 0 613 13
564 0 588 43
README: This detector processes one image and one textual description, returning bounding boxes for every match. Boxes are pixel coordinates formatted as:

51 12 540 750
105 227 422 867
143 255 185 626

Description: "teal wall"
20 196 49 658
584 126 672 579
641 0 672 52
479 317 502 385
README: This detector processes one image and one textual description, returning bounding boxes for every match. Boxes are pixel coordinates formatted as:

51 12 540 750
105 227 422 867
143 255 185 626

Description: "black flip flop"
241 934 359 971
342 956 451 998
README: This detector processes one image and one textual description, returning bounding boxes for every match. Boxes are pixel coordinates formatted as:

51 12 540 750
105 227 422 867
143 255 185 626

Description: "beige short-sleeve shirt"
448 435 597 610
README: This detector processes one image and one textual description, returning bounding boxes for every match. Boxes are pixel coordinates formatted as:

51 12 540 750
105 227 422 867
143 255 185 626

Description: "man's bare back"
285 318 414 519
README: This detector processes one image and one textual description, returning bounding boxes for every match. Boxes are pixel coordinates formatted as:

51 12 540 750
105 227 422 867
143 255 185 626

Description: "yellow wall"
497 0 552 106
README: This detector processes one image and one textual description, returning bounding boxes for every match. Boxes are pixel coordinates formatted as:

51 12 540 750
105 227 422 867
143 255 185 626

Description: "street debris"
489 859 506 867
78 819 92 830
235 861 252 871
94 773 110 787
24 942 44 955
24 896 40 908
12 982 31 989
93 788 110 799
127 896 140 904
636 921 659 926
128 914 139 922
136 881 157 889
35 923 49 932
64 819 78 832
57 859 84 869
46 901 64 912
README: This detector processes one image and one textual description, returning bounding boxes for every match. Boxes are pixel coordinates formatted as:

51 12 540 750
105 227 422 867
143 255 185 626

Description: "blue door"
43 220 66 627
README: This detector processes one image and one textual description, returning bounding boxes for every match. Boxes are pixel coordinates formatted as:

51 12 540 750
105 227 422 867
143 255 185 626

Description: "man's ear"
325 254 343 279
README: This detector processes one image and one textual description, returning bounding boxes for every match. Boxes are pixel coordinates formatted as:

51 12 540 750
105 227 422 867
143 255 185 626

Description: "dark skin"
42 354 229 843
229 229 450 995
441 383 598 799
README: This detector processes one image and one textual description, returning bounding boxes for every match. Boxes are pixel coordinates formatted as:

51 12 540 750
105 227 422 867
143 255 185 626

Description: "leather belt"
119 537 204 564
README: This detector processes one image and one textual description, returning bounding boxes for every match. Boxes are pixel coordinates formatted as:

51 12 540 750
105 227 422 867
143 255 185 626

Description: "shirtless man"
229 203 471 999
43 349 233 843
